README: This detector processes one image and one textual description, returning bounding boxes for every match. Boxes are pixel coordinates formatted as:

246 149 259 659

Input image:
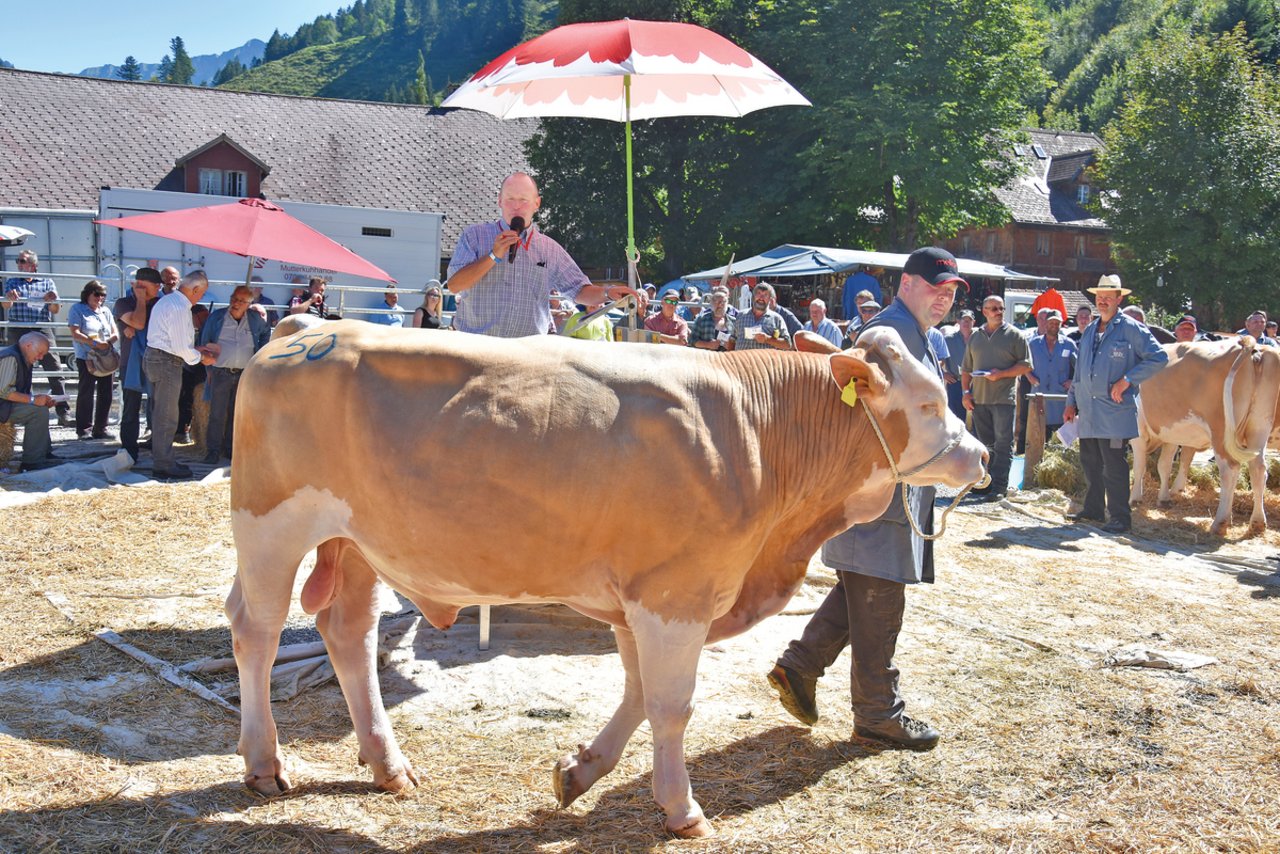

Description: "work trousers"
1079 437 1131 526
204 367 242 458
74 358 113 435
971 403 1015 493
4 401 51 463
777 571 907 726
143 349 184 472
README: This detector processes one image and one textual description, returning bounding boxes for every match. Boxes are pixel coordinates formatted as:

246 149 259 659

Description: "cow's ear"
830 350 888 399
794 330 840 355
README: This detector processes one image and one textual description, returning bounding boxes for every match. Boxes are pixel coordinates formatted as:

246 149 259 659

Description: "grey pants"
971 403 1016 493
205 367 242 458
778 571 907 726
5 401 51 463
143 349 184 471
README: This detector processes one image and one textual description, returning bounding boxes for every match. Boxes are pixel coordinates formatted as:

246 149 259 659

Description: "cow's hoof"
553 755 587 808
376 765 419 794
667 813 714 838
1209 522 1228 536
1157 499 1173 508
244 769 292 796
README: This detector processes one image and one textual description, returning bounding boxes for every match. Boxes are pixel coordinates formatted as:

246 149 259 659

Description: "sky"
3 1 344 73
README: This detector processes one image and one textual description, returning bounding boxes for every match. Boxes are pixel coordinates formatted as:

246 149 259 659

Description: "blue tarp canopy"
685 244 1055 283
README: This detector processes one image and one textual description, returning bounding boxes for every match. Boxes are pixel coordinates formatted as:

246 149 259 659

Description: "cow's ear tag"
841 379 859 408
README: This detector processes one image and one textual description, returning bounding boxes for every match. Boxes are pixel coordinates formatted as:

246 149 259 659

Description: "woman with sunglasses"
66 280 119 439
414 286 445 329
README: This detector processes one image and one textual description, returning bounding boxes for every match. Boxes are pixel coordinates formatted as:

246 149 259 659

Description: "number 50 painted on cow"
269 332 338 362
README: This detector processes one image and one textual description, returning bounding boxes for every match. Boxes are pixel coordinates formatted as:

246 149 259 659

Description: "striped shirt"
447 221 589 338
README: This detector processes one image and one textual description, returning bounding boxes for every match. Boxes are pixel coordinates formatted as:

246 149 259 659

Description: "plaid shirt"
447 221 589 337
734 308 791 350
3 276 58 324
688 306 738 347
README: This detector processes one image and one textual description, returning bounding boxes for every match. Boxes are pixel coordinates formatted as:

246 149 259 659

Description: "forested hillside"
1040 0 1280 131
219 0 556 103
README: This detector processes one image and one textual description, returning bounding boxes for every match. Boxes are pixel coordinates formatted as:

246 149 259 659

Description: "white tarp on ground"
0 451 227 509
685 244 1055 283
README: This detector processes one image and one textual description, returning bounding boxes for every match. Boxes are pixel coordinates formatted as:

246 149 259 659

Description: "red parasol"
95 197 395 283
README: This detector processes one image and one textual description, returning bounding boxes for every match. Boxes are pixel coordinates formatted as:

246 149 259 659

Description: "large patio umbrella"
442 18 809 282
95 197 395 284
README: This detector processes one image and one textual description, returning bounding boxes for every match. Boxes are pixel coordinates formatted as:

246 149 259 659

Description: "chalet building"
947 129 1115 295
0 68 535 264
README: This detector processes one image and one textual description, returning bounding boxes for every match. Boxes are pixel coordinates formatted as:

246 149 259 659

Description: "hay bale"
1033 444 1087 497
0 421 14 465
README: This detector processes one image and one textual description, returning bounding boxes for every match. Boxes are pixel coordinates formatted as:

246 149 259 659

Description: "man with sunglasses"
961 295 1032 501
644 291 690 345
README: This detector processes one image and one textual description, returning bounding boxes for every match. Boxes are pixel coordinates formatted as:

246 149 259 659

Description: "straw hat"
1087 274 1131 296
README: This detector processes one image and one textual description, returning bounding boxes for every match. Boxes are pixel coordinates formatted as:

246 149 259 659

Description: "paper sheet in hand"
1055 420 1079 446
743 326 763 339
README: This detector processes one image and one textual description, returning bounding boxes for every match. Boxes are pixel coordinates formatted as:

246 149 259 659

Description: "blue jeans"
971 403 1015 493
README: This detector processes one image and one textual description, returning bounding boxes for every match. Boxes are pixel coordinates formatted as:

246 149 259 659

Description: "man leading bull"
768 246 972 751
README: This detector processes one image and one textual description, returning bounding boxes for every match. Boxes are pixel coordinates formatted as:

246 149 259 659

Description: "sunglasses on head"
663 298 679 304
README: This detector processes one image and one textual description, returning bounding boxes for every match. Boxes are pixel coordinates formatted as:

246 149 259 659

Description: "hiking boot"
854 715 941 751
153 464 193 481
1101 519 1131 534
1066 510 1104 523
767 664 818 726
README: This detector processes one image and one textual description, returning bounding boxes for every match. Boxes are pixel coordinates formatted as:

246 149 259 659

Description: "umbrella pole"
244 256 255 288
624 75 638 291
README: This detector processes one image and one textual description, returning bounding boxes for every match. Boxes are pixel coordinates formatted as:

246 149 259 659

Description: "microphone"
507 216 526 263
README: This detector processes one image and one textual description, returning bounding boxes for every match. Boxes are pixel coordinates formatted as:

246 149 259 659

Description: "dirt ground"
0 479 1278 852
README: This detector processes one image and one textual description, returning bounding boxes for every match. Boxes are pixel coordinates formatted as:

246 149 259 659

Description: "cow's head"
797 328 987 489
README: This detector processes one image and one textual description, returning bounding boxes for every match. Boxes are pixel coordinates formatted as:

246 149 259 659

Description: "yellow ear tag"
841 378 859 408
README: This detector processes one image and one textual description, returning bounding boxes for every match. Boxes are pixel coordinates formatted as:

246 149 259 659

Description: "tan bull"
1130 338 1280 534
226 321 987 836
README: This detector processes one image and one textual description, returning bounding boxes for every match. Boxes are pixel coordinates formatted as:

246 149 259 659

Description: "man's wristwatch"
29 393 36 404
962 390 973 396
487 251 502 264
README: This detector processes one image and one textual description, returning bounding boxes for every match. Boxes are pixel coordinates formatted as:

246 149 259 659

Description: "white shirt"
147 291 202 364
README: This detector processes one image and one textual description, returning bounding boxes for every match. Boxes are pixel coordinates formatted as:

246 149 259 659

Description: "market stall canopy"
685 244 1055 283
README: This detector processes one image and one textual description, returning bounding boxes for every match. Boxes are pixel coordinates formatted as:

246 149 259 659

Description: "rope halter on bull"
849 382 991 541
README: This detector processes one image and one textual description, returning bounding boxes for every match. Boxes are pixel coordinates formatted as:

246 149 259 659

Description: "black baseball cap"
904 247 968 288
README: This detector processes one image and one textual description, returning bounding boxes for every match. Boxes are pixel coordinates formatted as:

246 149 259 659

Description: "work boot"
767 664 818 726
854 715 941 751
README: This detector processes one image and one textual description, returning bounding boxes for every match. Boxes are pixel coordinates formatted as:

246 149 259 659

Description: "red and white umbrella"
95 198 395 284
443 19 809 273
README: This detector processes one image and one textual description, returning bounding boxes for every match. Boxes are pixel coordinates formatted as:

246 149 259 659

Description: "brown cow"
1130 338 1280 534
226 321 987 836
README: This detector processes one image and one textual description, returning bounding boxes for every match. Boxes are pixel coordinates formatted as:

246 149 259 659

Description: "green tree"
117 56 143 81
1097 25 1280 327
169 36 195 84
412 50 431 104
728 0 1049 252
213 58 248 86
155 55 173 83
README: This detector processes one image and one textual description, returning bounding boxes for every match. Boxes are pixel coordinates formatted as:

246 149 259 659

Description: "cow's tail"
1223 338 1261 465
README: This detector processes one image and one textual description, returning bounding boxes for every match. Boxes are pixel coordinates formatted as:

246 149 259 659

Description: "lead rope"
856 395 990 541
